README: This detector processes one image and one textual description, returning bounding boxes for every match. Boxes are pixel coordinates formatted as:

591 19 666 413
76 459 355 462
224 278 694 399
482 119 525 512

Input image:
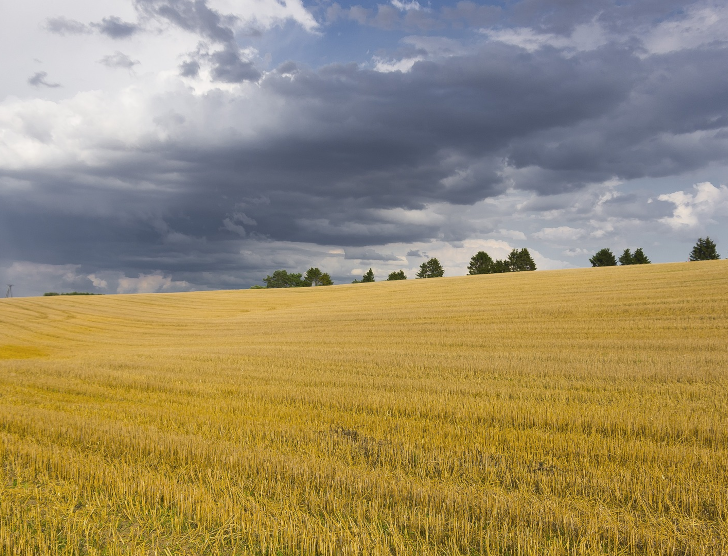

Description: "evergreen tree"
632 248 651 264
386 270 407 280
361 268 375 282
416 258 444 278
618 249 634 265
589 248 617 267
689 237 720 261
468 251 494 275
491 259 511 273
508 248 537 271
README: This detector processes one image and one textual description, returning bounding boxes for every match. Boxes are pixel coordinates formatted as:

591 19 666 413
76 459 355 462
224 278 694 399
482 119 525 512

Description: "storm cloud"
1 0 728 295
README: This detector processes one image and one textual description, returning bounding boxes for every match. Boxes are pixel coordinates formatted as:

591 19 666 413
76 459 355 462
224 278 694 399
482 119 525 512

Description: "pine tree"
361 268 375 282
619 249 634 265
590 248 617 267
386 270 407 280
631 248 651 264
508 248 537 271
689 237 720 261
416 258 444 278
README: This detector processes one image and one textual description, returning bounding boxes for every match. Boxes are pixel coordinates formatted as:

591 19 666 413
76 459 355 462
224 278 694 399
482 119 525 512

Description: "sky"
1 0 727 295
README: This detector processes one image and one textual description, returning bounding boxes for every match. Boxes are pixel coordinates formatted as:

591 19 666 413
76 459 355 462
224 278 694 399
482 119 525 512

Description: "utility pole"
5 285 12 298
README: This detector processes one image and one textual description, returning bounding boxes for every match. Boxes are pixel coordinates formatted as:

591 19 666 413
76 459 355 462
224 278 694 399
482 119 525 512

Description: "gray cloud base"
3 0 728 294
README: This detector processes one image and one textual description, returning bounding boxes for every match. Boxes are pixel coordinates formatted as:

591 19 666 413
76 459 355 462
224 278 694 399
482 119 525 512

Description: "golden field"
1 261 727 555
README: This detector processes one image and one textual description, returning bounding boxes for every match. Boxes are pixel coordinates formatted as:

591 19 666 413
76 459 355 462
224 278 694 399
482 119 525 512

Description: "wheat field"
0 261 727 555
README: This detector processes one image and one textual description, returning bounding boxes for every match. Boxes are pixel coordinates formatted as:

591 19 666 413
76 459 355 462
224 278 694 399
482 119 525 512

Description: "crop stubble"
0 261 727 554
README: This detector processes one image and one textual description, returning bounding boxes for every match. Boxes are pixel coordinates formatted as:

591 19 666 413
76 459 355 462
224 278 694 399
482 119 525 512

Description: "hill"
1 261 727 554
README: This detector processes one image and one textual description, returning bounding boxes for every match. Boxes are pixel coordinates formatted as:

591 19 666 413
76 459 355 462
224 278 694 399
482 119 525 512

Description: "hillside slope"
1 261 727 554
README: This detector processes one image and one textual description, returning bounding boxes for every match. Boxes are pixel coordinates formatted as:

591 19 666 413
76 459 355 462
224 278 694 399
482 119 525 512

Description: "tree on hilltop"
590 248 617 267
689 237 720 261
507 248 537 271
416 258 444 278
303 267 333 287
619 249 634 265
361 268 375 283
386 270 407 280
468 251 494 275
263 270 304 288
619 248 651 265
632 248 650 264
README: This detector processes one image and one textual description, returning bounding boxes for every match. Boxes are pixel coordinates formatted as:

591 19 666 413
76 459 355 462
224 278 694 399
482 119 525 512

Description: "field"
1 261 727 555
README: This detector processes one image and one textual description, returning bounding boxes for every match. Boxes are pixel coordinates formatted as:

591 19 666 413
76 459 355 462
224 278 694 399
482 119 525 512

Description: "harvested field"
1 261 727 555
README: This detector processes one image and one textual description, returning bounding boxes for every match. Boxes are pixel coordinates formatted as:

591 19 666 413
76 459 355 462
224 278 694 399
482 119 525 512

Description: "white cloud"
498 229 527 241
87 273 108 288
482 20 607 53
390 0 423 12
206 0 318 32
533 226 585 243
641 4 728 55
658 181 728 229
3 261 100 295
116 273 191 294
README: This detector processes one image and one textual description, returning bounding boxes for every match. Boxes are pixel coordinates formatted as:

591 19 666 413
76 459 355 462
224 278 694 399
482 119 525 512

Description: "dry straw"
1 261 727 554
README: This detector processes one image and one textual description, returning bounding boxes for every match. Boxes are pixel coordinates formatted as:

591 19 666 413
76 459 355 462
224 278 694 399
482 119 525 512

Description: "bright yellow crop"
1 261 727 555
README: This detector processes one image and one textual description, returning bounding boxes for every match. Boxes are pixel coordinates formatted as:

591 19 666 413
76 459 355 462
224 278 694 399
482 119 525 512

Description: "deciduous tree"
468 251 494 275
303 267 333 286
263 270 304 288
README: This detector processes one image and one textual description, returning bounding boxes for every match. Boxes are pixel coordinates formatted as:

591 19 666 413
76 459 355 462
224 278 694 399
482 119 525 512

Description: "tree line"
261 247 537 288
589 237 720 267
258 238 721 288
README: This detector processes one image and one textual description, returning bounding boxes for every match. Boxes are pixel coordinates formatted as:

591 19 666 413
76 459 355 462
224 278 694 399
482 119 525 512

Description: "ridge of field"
1 261 727 555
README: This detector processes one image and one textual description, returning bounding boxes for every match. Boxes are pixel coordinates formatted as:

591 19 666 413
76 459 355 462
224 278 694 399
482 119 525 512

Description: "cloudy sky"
1 0 727 295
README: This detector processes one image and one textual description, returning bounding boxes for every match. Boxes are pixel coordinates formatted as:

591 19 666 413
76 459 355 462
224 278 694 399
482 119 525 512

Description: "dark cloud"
45 16 91 35
27 71 61 88
6 1 728 293
134 0 236 44
345 248 401 261
98 52 140 69
93 16 141 39
179 59 200 77
210 48 260 83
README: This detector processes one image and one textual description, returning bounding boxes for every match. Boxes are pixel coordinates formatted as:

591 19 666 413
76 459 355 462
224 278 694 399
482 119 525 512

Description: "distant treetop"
590 248 617 267
689 237 720 261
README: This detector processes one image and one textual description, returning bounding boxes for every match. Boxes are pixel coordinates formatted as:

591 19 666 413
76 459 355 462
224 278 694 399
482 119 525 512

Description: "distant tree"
508 248 537 271
590 248 617 267
263 270 304 288
491 259 511 273
468 251 494 275
632 248 651 265
619 249 633 265
249 285 265 289
351 279 361 284
302 267 333 287
689 237 720 261
361 268 375 283
387 270 407 280
620 248 650 265
416 258 444 278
